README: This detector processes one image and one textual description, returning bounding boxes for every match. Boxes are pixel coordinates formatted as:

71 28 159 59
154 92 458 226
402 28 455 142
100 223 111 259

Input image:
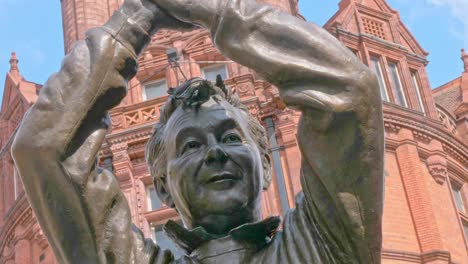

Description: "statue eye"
182 141 201 154
223 133 242 144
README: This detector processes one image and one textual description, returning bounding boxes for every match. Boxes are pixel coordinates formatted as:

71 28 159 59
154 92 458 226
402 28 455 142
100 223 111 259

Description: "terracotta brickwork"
323 2 467 262
1 0 467 263
433 49 468 143
61 0 123 54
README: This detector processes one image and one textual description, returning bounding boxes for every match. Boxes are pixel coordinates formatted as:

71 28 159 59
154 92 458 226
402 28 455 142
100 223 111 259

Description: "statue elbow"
11 128 57 164
11 131 28 162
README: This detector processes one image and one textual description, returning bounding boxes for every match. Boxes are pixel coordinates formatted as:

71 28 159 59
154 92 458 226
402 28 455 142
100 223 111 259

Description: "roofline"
432 76 462 95
323 4 342 29
435 102 457 120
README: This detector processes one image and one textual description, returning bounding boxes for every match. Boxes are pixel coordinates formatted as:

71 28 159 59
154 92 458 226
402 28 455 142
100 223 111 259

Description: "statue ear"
262 153 272 190
153 176 175 208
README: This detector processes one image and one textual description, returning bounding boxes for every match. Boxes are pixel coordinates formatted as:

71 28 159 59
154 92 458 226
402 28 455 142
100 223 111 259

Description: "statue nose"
204 145 229 165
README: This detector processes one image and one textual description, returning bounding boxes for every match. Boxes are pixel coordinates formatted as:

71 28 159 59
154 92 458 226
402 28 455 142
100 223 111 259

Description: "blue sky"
0 0 466 103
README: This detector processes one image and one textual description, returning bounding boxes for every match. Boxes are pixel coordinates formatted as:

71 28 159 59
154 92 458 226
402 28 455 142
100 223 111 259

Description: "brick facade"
1 0 467 263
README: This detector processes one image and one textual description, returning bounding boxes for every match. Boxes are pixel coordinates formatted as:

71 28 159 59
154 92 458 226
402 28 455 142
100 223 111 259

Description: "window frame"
103 157 113 172
463 220 468 245
146 185 163 212
369 56 389 102
410 71 426 115
451 181 466 214
142 78 167 101
201 64 229 81
387 61 408 107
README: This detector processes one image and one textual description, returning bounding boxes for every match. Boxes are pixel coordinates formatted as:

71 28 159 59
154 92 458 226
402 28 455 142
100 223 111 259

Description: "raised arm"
155 0 384 263
11 1 191 263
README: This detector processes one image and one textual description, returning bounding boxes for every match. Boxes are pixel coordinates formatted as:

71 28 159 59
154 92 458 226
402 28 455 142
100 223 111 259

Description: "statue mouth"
205 172 242 185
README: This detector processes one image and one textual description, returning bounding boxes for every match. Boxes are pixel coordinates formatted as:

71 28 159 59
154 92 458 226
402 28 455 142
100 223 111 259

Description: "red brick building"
1 0 467 263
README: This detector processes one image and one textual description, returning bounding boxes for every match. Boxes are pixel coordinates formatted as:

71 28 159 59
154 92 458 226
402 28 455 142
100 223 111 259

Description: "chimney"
462 48 468 73
461 49 468 102
9 52 21 82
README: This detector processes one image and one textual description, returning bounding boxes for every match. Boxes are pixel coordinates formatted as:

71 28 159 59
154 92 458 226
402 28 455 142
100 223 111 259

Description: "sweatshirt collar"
163 216 281 254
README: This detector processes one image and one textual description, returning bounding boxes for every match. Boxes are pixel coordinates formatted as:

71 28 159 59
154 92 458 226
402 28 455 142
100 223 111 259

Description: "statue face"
163 97 263 234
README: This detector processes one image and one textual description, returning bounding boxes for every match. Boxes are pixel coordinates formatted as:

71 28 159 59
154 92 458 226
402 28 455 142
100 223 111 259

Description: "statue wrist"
103 10 152 57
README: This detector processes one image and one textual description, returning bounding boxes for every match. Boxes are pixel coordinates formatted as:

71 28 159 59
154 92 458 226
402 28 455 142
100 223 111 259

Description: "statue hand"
152 0 224 29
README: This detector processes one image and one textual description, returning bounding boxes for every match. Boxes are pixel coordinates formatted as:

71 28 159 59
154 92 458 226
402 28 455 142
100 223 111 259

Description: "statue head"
145 77 271 235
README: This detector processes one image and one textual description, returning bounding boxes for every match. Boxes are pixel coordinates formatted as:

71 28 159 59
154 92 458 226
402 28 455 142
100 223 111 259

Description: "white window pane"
388 63 407 107
202 65 228 81
103 157 113 172
370 57 388 102
147 186 162 211
411 72 425 114
144 80 167 100
452 184 465 213
152 225 183 258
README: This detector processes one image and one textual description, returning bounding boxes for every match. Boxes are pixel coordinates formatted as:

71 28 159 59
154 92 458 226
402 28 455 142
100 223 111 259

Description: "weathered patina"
11 0 384 263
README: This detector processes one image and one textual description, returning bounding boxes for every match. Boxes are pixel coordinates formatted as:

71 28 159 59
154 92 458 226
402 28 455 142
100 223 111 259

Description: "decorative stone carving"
18 208 32 226
124 105 160 127
236 83 255 97
110 142 128 153
110 142 132 181
383 110 468 159
412 130 432 143
132 157 146 164
113 153 126 162
154 29 173 42
427 165 447 185
384 121 401 133
143 51 153 61
115 167 132 182
426 155 448 185
110 115 123 129
442 143 468 167
278 109 295 122
248 105 259 117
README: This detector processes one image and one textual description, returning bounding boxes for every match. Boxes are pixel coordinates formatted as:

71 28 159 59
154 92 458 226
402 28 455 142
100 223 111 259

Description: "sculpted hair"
145 77 271 206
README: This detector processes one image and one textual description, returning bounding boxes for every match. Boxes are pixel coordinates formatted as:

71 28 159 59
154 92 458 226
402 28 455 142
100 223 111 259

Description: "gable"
361 0 382 11
325 0 428 57
396 20 428 56
1 73 40 115
18 81 40 104
1 72 19 114
398 31 417 54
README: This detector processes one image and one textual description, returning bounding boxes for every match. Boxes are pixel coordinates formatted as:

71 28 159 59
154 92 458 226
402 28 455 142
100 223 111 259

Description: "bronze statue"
11 0 384 263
